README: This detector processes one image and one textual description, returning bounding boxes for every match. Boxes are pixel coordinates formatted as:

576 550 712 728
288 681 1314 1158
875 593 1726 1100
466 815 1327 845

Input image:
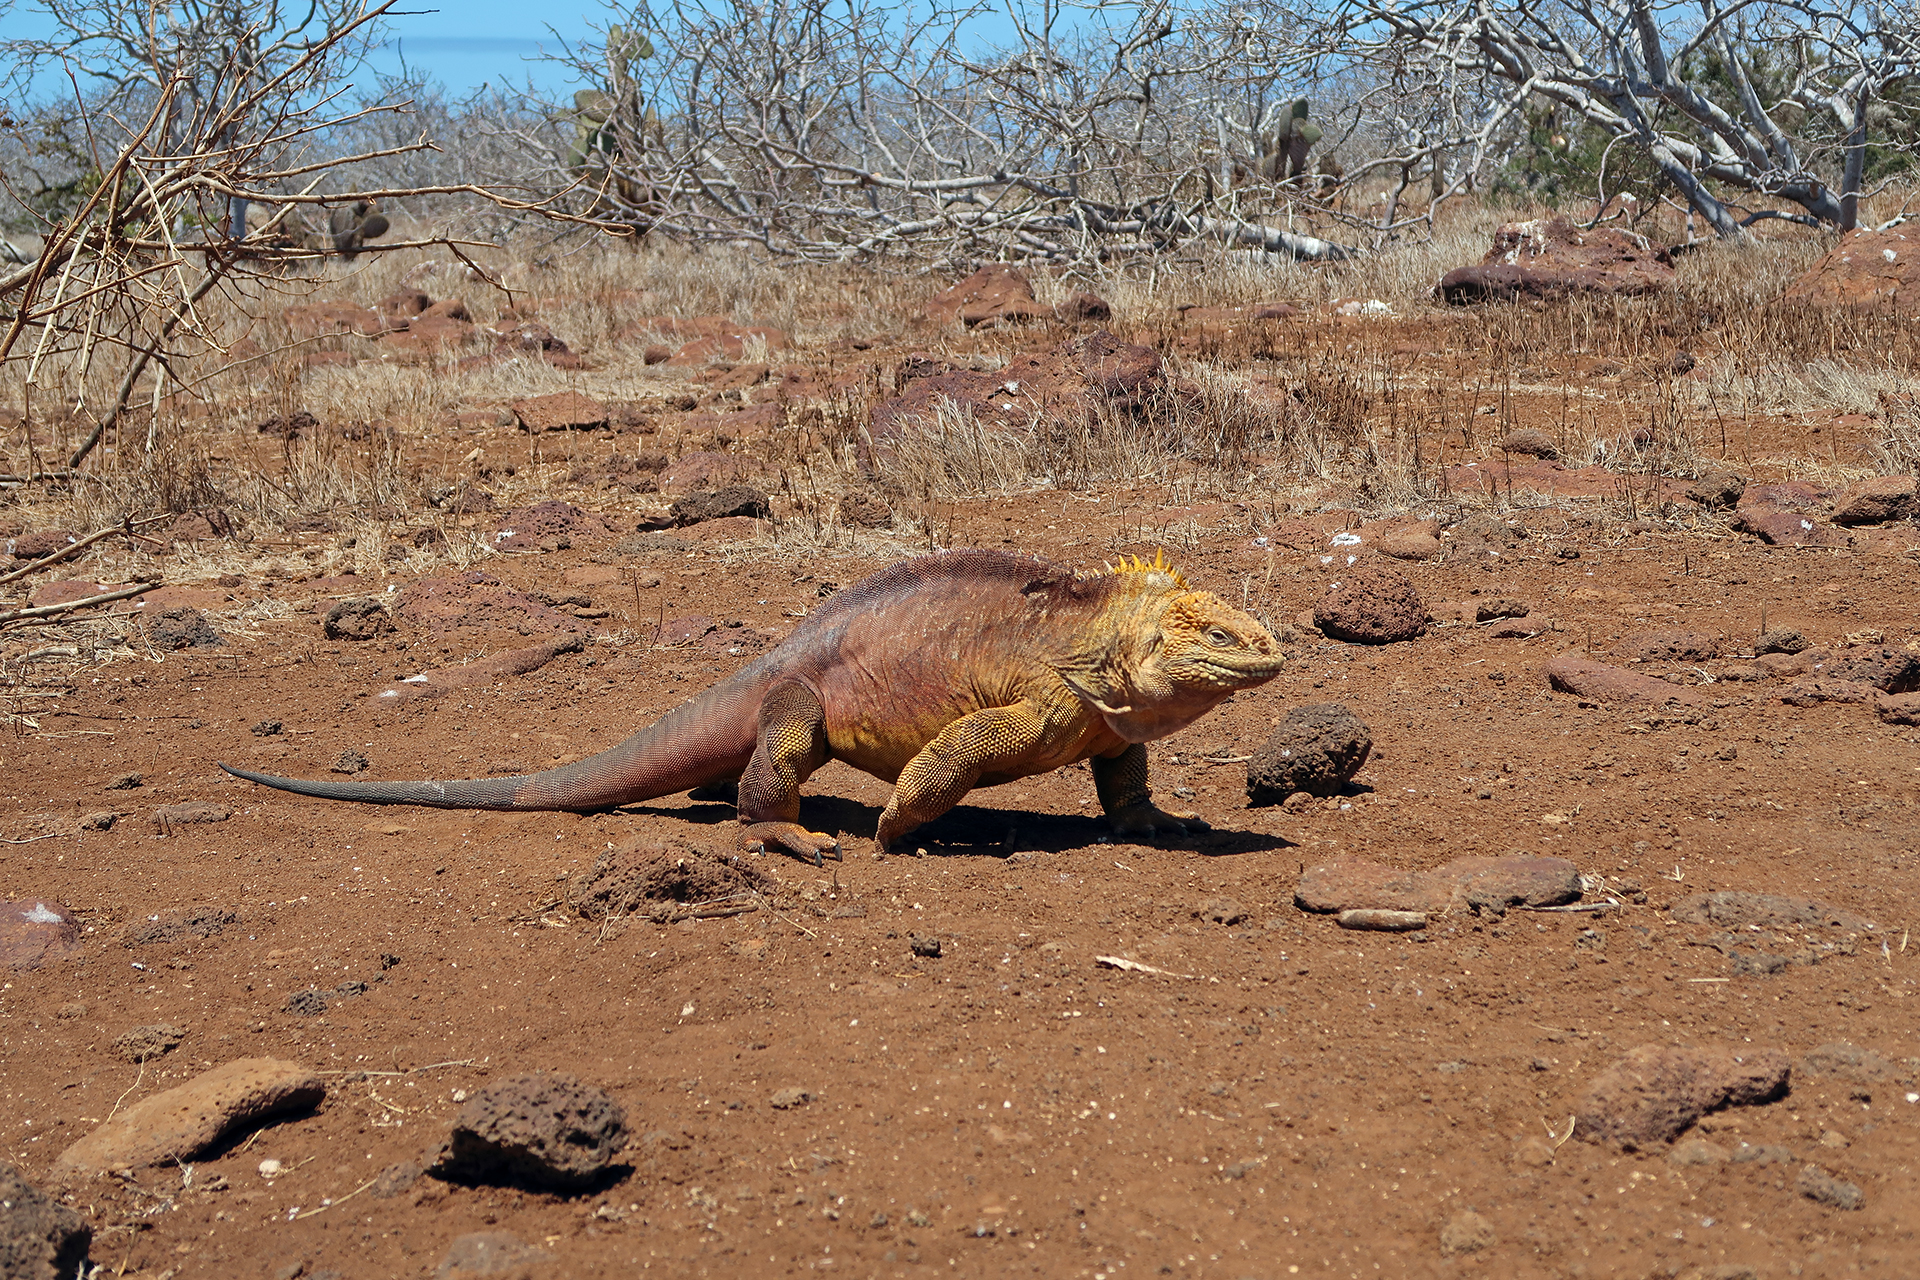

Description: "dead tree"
1342 0 1920 236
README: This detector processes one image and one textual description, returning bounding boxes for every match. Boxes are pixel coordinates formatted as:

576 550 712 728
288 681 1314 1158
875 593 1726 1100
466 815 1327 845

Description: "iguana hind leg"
1093 742 1209 838
875 703 1048 851
737 680 839 864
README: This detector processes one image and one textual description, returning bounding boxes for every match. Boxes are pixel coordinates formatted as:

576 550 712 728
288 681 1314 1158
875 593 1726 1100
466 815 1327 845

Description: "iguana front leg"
1093 742 1209 838
874 704 1048 851
737 680 840 864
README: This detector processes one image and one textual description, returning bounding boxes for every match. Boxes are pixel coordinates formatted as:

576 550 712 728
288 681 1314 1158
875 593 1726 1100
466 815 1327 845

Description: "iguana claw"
1108 804 1209 838
739 822 841 865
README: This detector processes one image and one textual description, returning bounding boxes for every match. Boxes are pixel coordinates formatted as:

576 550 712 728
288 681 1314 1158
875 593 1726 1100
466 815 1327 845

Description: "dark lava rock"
1474 598 1530 622
1499 428 1559 460
1 901 82 970
1797 1165 1865 1211
1575 1045 1790 1149
324 597 395 641
122 905 237 948
838 492 893 529
1685 470 1747 511
112 1023 186 1063
333 750 370 775
0 1161 92 1279
1313 562 1425 644
565 843 775 921
251 720 284 736
1055 291 1112 324
1671 890 1874 931
910 935 943 958
285 988 332 1017
428 1072 628 1192
149 606 221 649
1755 628 1811 656
106 772 143 790
671 485 772 527
1247 704 1373 803
1827 646 1920 693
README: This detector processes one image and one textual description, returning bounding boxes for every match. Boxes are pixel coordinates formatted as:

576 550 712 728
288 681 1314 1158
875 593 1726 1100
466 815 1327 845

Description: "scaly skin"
220 548 1284 862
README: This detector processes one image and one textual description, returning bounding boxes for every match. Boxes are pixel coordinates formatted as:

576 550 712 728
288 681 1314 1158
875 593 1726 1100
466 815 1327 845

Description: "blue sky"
4 2 604 101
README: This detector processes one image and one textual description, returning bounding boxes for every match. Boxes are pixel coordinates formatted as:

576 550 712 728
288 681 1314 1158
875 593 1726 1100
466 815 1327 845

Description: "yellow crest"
1098 547 1190 590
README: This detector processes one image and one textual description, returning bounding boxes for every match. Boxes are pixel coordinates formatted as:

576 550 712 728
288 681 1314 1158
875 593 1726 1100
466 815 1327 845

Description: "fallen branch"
0 582 158 628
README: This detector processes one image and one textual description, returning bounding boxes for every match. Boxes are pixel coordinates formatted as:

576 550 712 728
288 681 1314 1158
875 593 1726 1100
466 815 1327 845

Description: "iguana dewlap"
221 548 1284 862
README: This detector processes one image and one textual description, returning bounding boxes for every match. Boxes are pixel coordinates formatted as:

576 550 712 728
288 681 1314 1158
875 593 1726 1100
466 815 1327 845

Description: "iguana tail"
218 671 764 811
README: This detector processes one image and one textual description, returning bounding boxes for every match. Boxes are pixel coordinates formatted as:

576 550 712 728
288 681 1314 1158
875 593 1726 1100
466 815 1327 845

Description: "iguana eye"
1205 627 1234 647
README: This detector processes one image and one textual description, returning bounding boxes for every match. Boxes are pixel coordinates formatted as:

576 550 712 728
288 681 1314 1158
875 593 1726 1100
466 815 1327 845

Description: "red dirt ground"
4 315 1919 1280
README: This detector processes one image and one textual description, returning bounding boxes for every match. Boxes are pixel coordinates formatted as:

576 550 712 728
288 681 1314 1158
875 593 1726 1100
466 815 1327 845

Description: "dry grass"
4 196 1917 603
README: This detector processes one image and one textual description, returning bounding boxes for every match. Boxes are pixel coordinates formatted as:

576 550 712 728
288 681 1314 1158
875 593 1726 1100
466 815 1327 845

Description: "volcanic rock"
324 597 395 641
55 1059 325 1177
1544 654 1707 706
1778 225 1920 315
0 1161 92 1279
1313 562 1425 644
427 1072 628 1192
1246 704 1372 803
1829 476 1918 525
1295 855 1581 915
1575 1045 1790 1149
1438 217 1675 304
511 392 608 433
671 485 772 526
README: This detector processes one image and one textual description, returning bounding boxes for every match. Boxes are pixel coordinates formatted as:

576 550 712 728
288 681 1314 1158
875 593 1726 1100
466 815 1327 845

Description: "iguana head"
1056 552 1285 742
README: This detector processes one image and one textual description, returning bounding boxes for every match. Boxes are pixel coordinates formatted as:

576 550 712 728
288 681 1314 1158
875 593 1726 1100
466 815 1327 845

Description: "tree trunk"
1840 105 1867 231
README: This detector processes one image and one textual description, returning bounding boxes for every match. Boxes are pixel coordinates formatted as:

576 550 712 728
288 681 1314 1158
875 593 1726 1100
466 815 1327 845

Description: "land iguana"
220 548 1284 862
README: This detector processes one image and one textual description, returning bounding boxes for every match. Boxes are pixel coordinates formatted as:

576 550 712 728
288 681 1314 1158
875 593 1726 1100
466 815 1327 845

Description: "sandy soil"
3 311 1919 1280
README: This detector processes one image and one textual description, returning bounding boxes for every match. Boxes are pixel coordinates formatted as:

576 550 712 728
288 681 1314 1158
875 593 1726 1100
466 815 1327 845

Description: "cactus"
560 25 659 222
1272 99 1323 182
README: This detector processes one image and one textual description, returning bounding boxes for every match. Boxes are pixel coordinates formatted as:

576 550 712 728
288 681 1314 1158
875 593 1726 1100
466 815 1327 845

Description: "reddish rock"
1295 855 1581 915
676 515 764 544
393 573 587 637
1544 654 1707 706
926 264 1052 327
7 530 80 560
1376 526 1442 561
1175 302 1303 326
871 329 1164 441
1830 476 1919 525
1437 217 1675 304
1825 645 1920 692
1500 427 1560 460
1622 629 1721 662
1877 692 1920 725
1313 562 1426 644
422 298 470 322
666 328 791 365
1055 292 1112 323
283 301 382 339
1778 226 1920 315
1575 1045 1790 1149
55 1059 325 1177
669 485 772 527
26 580 106 608
1779 678 1876 706
1 900 81 970
324 597 395 641
1728 510 1850 547
489 501 616 552
169 508 239 542
512 392 608 433
376 288 431 320
658 451 766 495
